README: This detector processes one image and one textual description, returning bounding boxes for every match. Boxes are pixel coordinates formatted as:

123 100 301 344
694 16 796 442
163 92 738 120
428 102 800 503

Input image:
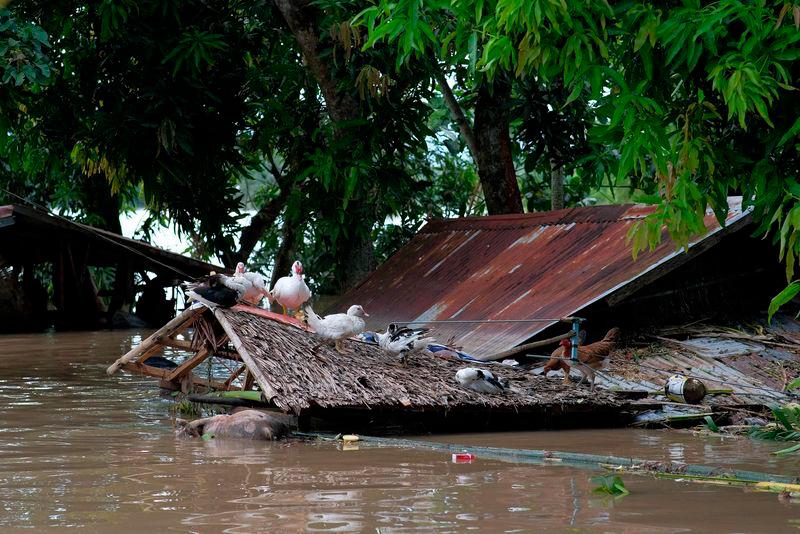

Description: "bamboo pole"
299 433 800 487
107 307 202 375
214 309 280 403
165 348 211 382
481 331 574 362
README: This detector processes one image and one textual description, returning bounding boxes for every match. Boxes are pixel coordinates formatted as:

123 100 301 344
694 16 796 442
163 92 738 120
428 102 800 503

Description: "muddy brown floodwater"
1 331 800 533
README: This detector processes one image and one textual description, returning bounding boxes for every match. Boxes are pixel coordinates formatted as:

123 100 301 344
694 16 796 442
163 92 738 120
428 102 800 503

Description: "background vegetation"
1 0 799 301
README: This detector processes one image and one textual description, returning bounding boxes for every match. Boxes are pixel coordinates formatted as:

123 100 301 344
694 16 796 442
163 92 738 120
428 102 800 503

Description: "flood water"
1 331 800 532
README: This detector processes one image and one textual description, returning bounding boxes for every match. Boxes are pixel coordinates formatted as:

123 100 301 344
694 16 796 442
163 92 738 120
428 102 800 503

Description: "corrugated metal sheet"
598 336 798 404
335 198 751 357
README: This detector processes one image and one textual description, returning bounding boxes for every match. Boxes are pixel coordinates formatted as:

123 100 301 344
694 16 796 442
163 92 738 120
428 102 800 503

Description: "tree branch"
433 66 478 161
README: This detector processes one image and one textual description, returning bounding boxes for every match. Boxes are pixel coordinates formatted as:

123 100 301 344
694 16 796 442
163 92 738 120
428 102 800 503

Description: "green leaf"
768 281 800 323
704 415 720 432
591 474 630 495
787 377 800 392
201 432 215 441
774 442 800 455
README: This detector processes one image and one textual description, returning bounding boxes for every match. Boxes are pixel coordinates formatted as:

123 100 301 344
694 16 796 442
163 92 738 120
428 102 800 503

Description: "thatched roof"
214 307 621 415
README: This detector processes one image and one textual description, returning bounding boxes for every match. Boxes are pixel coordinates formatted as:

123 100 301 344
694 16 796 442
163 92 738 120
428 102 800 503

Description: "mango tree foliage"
357 0 800 307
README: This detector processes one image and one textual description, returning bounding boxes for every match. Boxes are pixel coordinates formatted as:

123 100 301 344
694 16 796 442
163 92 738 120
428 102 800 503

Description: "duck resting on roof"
185 274 241 308
233 262 272 306
303 304 368 355
455 367 508 394
375 325 435 366
185 263 271 308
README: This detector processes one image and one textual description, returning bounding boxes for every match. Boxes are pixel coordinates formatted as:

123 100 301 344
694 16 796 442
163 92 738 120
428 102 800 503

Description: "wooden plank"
161 338 194 351
159 375 233 392
214 309 280 402
165 348 211 382
107 307 202 374
121 362 173 378
223 365 247 387
135 345 166 364
242 370 254 391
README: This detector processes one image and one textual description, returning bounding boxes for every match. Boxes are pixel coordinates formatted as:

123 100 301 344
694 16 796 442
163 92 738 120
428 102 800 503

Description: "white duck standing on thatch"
455 367 509 394
375 325 435 366
304 304 369 354
233 262 272 306
271 260 312 317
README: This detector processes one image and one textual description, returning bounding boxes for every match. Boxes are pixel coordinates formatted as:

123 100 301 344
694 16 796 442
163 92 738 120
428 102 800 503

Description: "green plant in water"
590 475 630 496
749 405 800 455
175 399 201 418
704 415 720 433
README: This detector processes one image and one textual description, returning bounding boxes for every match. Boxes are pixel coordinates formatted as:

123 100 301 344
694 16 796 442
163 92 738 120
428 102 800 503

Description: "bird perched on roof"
233 262 272 306
375 325 435 366
455 367 509 394
271 260 312 318
304 304 369 354
185 263 271 309
185 274 241 308
541 327 620 391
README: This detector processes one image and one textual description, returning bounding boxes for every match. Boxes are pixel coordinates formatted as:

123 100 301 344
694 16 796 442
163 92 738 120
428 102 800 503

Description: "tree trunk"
273 0 360 126
433 67 478 161
473 77 524 215
550 154 565 211
275 0 376 291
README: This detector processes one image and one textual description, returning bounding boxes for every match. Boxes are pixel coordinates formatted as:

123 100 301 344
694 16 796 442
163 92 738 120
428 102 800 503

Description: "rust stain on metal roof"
334 198 751 357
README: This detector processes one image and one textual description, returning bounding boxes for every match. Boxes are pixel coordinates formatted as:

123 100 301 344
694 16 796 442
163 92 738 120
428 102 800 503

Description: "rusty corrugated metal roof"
334 197 751 357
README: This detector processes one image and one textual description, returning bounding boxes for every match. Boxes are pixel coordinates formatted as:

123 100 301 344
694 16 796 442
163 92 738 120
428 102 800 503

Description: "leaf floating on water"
201 432 215 441
591 474 630 496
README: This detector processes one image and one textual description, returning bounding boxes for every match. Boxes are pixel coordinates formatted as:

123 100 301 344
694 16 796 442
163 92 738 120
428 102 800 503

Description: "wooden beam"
242 370 254 391
121 362 173 379
159 375 233 392
224 365 247 388
107 307 202 374
214 309 279 402
161 338 194 351
165 348 211 382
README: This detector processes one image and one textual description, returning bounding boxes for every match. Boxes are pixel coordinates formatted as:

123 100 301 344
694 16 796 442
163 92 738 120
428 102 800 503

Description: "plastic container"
452 452 475 463
665 375 707 404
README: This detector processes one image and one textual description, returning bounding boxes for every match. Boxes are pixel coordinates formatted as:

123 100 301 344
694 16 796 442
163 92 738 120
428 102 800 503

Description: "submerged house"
0 204 220 331
109 196 799 431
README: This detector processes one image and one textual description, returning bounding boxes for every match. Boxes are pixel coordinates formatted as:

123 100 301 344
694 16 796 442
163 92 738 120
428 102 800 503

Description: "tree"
357 0 800 305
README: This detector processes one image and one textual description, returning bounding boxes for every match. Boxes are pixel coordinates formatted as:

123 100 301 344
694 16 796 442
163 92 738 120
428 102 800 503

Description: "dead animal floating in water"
175 409 289 440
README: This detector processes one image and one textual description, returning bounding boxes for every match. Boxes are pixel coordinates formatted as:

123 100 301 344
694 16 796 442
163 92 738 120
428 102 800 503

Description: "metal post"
571 319 580 361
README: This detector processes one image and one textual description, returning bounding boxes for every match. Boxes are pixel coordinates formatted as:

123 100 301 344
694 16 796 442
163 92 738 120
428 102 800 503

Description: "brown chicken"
541 327 620 391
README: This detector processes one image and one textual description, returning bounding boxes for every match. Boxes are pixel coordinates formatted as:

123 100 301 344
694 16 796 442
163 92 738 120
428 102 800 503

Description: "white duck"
375 325 435 366
304 304 369 354
233 262 272 306
455 368 509 394
271 260 312 316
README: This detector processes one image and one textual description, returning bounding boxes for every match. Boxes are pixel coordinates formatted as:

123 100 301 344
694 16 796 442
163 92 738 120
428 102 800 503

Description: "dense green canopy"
1 0 799 309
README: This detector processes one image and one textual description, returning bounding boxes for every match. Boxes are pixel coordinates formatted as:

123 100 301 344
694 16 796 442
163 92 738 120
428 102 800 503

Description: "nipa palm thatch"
108 305 621 422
